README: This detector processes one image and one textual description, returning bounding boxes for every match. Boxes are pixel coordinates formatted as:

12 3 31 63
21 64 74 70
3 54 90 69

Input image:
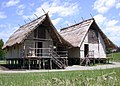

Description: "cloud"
22 0 79 20
0 12 7 19
93 0 117 14
94 14 107 25
94 14 120 45
64 21 73 26
2 0 20 7
16 4 25 16
0 24 18 42
52 18 62 26
116 3 120 9
106 19 119 27
105 26 120 45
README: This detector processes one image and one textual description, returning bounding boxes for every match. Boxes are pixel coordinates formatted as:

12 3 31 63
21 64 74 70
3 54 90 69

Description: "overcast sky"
0 0 120 46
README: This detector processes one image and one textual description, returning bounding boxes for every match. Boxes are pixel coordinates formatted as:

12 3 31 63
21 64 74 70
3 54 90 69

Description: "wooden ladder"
80 53 90 66
51 50 65 69
80 51 94 66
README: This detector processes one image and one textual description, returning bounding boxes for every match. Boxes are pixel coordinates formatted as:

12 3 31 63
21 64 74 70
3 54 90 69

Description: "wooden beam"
43 59 45 69
28 59 31 70
50 59 52 69
26 38 53 41
38 59 41 69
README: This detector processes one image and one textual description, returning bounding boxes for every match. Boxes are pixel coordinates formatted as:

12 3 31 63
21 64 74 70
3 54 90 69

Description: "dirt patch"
0 65 9 70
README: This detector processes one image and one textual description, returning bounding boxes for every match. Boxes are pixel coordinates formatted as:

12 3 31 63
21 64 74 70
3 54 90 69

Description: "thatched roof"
3 13 72 49
60 18 116 49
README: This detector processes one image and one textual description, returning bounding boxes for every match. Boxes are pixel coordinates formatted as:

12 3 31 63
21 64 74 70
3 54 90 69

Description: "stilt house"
60 18 116 65
3 14 116 69
2 13 72 69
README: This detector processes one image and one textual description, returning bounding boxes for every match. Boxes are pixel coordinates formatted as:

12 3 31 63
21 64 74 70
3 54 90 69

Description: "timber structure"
2 13 116 69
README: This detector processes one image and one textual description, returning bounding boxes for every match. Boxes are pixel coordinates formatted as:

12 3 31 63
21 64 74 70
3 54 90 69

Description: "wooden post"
98 58 100 64
79 58 81 65
14 60 16 65
35 60 37 68
8 60 10 64
65 58 68 67
28 59 30 70
93 58 95 65
31 60 33 67
50 59 52 69
38 59 41 69
22 58 25 69
43 59 45 69
11 60 14 65
6 60 8 64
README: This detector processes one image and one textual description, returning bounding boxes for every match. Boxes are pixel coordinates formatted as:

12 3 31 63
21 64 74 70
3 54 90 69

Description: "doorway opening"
37 42 42 56
84 44 89 57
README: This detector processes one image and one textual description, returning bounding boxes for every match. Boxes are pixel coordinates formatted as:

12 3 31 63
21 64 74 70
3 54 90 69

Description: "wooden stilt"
8 60 10 64
43 59 45 69
14 60 16 65
98 58 100 64
22 58 25 69
11 60 13 65
28 59 30 70
66 58 68 66
93 58 95 65
31 60 33 67
38 59 41 69
50 59 52 69
63 59 65 67
35 60 37 68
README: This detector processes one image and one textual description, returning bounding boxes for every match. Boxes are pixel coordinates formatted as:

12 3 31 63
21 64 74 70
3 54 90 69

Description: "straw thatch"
60 18 116 49
3 13 72 49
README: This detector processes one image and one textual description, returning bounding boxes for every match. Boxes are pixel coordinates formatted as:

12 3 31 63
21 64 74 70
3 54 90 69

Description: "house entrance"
37 42 42 56
84 44 89 57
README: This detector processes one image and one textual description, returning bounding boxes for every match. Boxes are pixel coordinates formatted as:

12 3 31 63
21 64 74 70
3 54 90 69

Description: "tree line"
0 39 6 60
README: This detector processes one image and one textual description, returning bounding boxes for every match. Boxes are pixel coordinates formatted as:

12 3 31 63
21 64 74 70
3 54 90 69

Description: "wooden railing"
26 47 67 69
26 48 68 58
26 48 51 57
56 51 68 57
50 49 65 68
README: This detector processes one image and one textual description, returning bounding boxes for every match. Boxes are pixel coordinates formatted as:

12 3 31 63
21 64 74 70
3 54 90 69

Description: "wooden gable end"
88 28 98 44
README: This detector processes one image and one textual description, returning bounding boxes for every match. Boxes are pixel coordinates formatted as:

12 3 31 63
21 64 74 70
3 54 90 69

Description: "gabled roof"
60 18 116 49
3 13 72 49
60 19 94 47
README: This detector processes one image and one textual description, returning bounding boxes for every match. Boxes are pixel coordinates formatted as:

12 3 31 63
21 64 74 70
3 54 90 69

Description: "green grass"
112 52 120 62
107 52 120 62
0 68 120 86
0 60 6 64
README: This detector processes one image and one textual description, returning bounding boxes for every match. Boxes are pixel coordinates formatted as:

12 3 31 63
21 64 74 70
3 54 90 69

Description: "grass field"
112 52 120 62
0 68 120 86
107 52 120 62
0 52 119 86
0 60 6 64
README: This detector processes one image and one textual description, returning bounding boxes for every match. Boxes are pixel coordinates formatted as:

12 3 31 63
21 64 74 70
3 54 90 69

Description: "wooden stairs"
80 51 94 66
51 50 66 69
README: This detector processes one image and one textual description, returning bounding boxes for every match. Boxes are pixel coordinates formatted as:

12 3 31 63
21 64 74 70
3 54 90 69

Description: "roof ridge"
60 18 94 31
20 13 47 28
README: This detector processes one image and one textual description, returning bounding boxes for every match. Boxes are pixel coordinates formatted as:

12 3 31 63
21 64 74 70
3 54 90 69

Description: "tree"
0 39 6 60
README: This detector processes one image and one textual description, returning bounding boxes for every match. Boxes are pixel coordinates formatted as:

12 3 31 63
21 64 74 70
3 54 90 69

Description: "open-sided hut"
60 18 116 65
2 13 72 69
